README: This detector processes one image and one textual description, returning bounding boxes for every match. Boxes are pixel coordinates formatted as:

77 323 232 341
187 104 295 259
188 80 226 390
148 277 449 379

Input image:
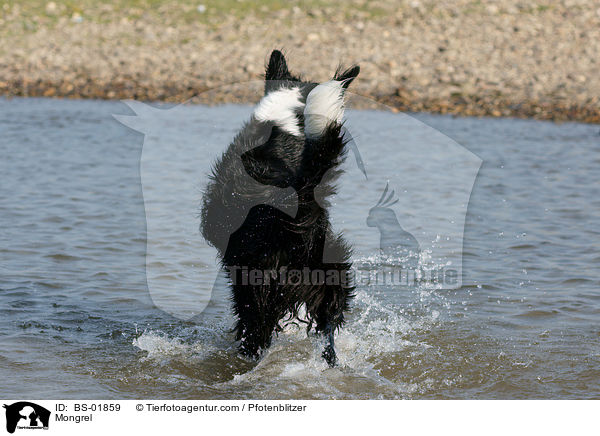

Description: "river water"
1 97 599 399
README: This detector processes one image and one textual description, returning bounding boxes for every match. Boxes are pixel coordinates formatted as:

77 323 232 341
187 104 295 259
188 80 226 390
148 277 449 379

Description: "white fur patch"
253 87 304 136
303 80 345 139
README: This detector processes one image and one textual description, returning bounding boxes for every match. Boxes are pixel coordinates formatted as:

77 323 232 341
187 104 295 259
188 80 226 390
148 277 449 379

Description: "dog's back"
200 50 359 366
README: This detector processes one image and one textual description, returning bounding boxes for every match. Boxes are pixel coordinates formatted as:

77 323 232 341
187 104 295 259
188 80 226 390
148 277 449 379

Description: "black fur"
200 50 359 366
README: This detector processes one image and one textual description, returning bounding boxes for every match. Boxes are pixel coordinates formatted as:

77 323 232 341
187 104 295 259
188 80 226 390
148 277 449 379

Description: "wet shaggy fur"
200 50 359 366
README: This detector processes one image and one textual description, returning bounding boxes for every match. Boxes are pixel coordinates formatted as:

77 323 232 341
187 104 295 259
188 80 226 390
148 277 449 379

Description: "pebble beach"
1 0 599 122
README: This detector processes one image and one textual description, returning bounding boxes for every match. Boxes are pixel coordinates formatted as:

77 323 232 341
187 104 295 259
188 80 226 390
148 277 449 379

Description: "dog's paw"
254 87 305 137
304 80 346 140
304 65 359 140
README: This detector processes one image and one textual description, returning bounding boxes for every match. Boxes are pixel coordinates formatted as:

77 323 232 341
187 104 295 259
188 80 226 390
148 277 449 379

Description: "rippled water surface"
1 97 599 399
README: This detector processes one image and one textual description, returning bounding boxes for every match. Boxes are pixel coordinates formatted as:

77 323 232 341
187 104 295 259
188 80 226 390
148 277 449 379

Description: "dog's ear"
334 65 360 89
266 50 292 81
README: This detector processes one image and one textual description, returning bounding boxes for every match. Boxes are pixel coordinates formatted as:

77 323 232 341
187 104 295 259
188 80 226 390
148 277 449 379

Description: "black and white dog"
200 50 359 366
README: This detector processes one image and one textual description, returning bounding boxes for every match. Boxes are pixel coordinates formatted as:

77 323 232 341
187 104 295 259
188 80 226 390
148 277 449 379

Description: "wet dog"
200 50 359 366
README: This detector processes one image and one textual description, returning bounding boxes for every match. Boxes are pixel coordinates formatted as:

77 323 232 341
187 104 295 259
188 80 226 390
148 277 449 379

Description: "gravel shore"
1 0 599 122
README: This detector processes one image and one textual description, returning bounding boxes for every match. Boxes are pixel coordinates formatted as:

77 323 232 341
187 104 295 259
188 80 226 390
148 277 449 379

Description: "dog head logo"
114 53 481 321
3 402 50 434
